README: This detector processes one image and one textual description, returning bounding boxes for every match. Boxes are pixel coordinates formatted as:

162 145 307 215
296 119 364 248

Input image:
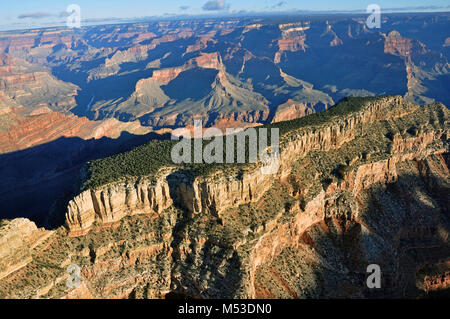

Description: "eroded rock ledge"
65 96 442 236
1 96 448 298
0 219 53 280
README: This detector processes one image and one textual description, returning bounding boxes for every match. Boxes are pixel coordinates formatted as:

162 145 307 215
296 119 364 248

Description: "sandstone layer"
0 96 448 299
0 106 152 154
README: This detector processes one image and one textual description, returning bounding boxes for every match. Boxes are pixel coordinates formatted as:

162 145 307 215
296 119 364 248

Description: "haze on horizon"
0 0 449 31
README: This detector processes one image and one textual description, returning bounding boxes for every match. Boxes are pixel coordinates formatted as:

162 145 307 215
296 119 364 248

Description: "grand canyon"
0 9 449 300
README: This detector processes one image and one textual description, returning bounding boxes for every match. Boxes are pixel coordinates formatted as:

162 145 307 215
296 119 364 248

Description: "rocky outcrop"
0 219 53 280
102 53 271 127
421 266 450 292
167 168 273 218
1 16 448 126
275 37 307 63
0 54 79 112
1 96 448 299
277 37 307 52
0 13 448 299
384 31 428 57
274 23 309 63
88 31 196 81
65 96 444 236
66 170 174 236
0 107 152 154
185 37 215 54
0 29 82 55
148 52 222 84
272 99 315 123
248 136 448 298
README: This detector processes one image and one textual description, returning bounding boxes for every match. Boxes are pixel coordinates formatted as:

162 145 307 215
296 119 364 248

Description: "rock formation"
0 13 449 299
3 16 447 127
0 219 53 280
0 54 78 112
1 96 447 299
0 106 152 154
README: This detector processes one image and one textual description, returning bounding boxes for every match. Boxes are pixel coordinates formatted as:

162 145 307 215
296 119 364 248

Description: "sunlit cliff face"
0 96 448 298
0 13 448 299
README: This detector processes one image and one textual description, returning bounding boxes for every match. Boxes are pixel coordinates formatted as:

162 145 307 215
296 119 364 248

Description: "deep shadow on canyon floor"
0 131 172 228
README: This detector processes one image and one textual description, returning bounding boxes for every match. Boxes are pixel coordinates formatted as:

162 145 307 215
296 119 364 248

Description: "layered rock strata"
0 96 448 299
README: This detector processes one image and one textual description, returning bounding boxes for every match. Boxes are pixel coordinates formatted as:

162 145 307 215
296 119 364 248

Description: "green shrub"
82 97 386 189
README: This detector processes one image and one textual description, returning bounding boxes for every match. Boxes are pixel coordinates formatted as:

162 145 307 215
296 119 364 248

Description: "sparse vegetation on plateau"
82 96 410 189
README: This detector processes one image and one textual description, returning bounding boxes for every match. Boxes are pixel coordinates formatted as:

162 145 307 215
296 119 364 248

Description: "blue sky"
1 0 449 30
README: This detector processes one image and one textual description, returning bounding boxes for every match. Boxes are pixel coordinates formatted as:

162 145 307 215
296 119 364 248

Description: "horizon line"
1 9 449 33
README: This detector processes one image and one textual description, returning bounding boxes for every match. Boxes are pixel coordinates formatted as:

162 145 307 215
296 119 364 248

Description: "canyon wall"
1 96 448 298
65 96 425 235
66 170 174 237
0 219 53 280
